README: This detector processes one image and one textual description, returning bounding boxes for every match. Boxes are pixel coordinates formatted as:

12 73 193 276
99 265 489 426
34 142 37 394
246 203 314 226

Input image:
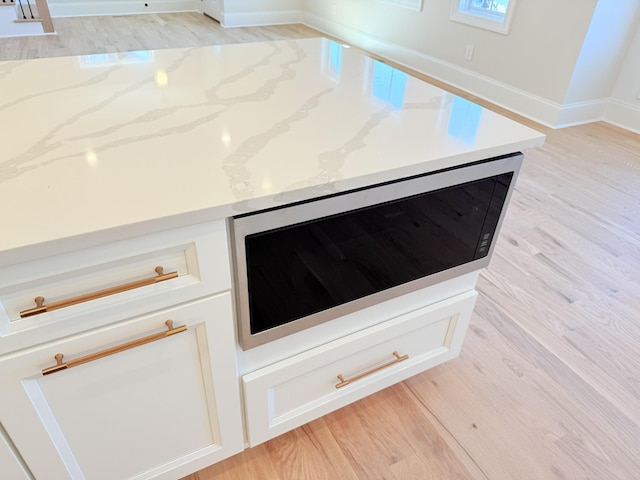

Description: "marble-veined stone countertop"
0 38 544 267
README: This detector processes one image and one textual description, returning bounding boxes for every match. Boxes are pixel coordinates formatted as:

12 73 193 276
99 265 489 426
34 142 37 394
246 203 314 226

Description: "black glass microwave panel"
244 172 513 335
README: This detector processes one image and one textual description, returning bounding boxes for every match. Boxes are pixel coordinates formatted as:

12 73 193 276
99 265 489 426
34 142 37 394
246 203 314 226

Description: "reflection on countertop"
0 38 544 266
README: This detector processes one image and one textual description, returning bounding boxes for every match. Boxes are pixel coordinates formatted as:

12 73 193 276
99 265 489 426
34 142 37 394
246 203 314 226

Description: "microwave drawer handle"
42 320 187 375
335 351 409 389
20 266 178 318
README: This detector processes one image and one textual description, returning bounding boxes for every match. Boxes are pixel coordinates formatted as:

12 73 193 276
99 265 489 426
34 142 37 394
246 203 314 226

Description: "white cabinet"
0 214 482 477
0 220 231 356
242 290 477 446
0 219 242 478
0 292 243 480
0 425 31 480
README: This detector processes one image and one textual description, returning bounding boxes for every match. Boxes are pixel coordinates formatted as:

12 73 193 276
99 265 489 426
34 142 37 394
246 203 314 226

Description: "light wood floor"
5 13 640 480
0 12 319 60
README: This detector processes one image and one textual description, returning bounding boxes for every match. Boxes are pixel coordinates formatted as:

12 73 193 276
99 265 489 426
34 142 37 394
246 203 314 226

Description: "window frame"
450 0 517 35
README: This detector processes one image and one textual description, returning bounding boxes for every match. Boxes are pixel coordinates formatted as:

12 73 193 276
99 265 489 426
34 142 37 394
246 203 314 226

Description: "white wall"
48 0 198 17
223 0 299 14
301 0 603 126
47 0 301 28
306 0 596 104
558 0 640 127
605 22 640 133
564 0 639 104
222 0 301 27
299 0 640 131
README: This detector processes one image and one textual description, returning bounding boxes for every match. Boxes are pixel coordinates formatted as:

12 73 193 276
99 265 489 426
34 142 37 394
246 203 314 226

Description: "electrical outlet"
464 44 474 61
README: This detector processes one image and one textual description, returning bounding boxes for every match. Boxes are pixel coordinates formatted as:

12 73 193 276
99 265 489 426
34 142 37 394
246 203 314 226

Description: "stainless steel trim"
231 153 523 350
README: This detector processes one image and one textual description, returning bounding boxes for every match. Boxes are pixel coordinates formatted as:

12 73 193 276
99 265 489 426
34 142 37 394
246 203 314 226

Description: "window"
450 0 516 34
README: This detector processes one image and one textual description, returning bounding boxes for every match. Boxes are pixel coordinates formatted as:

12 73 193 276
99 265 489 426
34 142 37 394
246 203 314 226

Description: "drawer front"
242 290 477 446
0 220 229 355
0 293 244 480
0 424 31 480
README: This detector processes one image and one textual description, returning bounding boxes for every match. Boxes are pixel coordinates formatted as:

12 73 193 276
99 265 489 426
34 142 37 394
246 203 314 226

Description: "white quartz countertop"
0 38 544 267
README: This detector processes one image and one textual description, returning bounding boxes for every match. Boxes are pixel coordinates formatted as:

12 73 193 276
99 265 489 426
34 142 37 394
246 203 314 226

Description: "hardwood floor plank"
268 424 371 480
319 401 398 479
299 419 360 480
477 263 640 429
0 13 320 61
320 385 479 480
477 296 640 478
409 303 640 480
192 443 283 480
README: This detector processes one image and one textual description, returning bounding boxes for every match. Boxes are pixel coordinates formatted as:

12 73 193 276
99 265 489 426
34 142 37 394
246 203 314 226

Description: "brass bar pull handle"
335 351 409 389
42 320 187 375
20 266 178 318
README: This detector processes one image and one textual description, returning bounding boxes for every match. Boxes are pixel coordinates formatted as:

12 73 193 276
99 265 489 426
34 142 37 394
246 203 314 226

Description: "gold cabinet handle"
20 266 178 318
335 351 409 389
42 320 187 375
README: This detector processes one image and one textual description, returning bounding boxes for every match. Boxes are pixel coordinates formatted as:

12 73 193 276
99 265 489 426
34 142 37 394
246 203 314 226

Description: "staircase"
1 0 54 38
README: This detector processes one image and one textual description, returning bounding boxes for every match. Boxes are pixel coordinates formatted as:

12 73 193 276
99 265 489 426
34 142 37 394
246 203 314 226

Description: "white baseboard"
48 0 197 18
555 99 609 129
222 9 301 28
604 99 640 135
49 2 300 26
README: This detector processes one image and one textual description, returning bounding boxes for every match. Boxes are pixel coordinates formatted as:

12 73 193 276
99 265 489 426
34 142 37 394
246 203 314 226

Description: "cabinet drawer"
0 293 244 480
242 290 477 446
0 220 229 355
0 425 30 480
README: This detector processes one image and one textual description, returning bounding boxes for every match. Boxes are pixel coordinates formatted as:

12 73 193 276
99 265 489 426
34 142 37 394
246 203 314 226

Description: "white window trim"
450 0 517 35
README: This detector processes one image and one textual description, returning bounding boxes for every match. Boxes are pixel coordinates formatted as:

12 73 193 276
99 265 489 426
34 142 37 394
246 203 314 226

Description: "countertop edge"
1 137 544 270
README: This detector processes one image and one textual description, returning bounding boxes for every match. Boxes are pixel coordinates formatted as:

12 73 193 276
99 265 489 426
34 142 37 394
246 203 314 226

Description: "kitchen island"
0 38 544 479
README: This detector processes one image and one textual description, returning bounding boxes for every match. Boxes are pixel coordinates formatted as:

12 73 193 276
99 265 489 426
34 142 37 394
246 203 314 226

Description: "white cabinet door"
0 425 31 480
0 293 243 480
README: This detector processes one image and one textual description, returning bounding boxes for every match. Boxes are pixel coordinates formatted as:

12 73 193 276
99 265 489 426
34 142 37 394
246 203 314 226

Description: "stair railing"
12 0 54 33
